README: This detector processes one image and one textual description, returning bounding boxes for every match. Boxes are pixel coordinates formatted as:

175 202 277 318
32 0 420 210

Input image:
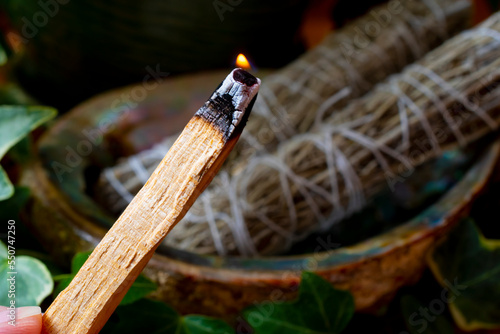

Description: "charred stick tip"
233 68 259 86
195 69 261 140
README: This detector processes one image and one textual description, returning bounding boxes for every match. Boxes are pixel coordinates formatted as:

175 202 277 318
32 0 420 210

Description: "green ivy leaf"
0 105 56 157
71 250 92 273
54 250 157 306
0 242 7 256
104 299 179 334
0 241 53 306
52 251 92 298
120 275 158 305
0 168 13 200
17 249 65 278
0 105 56 200
428 219 500 330
51 274 75 299
400 295 454 334
243 271 355 334
182 316 234 334
103 299 233 334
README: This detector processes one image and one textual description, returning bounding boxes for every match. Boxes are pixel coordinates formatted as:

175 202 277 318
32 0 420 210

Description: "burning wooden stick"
41 69 260 334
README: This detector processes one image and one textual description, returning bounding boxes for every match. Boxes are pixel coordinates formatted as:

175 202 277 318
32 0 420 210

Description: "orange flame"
236 53 251 70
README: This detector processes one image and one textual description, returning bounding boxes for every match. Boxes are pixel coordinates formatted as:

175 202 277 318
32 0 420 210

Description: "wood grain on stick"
41 69 260 334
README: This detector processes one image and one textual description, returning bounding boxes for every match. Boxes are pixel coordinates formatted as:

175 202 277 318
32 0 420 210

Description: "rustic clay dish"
21 70 500 320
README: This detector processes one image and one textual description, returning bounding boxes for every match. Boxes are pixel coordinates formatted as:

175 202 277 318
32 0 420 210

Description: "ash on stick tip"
195 68 260 140
233 68 259 86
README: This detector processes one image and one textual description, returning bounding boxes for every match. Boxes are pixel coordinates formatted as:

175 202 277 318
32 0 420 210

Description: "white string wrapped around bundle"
97 0 472 216
167 14 500 256
168 13 500 255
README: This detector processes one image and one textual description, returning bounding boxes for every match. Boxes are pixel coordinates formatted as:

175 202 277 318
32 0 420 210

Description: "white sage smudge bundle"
97 0 485 256
98 0 471 215
167 12 500 255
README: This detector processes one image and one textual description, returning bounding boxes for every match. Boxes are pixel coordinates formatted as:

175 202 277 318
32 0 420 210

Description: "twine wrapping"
97 0 479 255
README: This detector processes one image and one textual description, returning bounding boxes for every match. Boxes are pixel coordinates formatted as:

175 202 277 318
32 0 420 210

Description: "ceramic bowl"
21 70 500 319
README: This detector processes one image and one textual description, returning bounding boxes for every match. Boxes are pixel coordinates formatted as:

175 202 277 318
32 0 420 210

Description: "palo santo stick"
41 69 260 334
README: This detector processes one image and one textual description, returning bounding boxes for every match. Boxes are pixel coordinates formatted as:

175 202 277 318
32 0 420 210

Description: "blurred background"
0 0 493 112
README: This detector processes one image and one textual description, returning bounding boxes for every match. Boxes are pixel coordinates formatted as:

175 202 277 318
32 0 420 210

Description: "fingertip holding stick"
41 69 260 334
